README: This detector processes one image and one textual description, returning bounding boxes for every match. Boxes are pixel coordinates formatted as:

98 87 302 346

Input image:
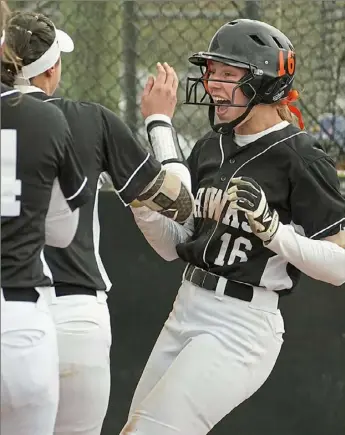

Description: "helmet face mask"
186 63 263 109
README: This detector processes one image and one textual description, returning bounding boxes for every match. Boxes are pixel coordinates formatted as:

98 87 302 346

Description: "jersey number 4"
1 130 22 216
214 234 252 266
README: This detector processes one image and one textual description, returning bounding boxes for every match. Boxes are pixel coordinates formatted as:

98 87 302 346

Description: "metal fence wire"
8 0 345 168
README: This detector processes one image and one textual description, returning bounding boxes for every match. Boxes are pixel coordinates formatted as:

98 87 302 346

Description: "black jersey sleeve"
57 120 92 211
100 106 161 203
290 156 345 239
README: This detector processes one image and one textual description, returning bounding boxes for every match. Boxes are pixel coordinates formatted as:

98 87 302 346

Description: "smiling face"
206 60 249 122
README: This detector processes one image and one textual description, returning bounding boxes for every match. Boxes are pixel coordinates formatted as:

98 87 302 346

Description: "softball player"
3 11 193 435
1 4 92 434
123 19 345 434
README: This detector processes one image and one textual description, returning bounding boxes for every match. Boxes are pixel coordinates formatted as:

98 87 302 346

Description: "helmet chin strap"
208 98 259 135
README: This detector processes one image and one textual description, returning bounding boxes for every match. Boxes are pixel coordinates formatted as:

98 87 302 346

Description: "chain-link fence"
8 0 345 168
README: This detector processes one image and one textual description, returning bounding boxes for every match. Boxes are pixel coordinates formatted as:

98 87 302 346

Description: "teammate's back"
1 79 90 435
1 85 90 288
44 98 108 290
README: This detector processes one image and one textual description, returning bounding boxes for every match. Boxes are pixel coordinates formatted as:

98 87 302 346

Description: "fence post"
122 0 138 137
245 0 261 20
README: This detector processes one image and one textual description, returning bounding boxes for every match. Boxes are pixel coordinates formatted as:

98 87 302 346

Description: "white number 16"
214 234 252 266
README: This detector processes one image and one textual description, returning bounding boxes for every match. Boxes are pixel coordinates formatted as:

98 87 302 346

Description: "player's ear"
45 58 60 77
45 66 55 77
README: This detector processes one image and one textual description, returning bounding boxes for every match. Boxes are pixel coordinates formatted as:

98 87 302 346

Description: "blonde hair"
1 1 22 79
1 0 9 33
276 103 300 128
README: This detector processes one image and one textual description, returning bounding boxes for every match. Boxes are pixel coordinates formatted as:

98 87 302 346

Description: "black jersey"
177 123 345 292
1 84 91 288
22 88 161 291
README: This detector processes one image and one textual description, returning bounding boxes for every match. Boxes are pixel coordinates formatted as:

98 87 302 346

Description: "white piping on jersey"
98 155 153 207
202 130 307 267
43 98 62 102
117 152 151 195
310 216 345 239
65 176 88 201
93 179 112 291
219 134 225 167
1 89 20 98
115 189 131 207
97 171 129 207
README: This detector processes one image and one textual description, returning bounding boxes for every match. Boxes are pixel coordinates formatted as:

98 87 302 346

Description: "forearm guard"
135 169 194 224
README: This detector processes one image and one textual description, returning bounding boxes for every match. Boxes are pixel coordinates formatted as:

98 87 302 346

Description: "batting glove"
228 176 280 243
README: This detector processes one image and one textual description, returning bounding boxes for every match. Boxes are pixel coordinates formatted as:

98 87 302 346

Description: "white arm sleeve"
45 178 79 248
144 114 180 162
131 207 194 261
266 223 345 286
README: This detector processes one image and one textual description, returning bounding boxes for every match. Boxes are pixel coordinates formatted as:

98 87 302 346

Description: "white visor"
16 27 74 80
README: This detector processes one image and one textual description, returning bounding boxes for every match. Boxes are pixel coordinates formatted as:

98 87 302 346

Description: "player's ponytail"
276 89 305 129
1 1 9 35
1 1 22 87
1 11 55 87
276 104 300 127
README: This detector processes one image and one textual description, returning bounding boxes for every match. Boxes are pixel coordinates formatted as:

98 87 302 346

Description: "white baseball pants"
1 287 59 435
43 288 112 435
120 280 284 435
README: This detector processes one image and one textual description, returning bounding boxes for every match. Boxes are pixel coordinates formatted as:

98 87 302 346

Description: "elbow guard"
134 169 194 223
